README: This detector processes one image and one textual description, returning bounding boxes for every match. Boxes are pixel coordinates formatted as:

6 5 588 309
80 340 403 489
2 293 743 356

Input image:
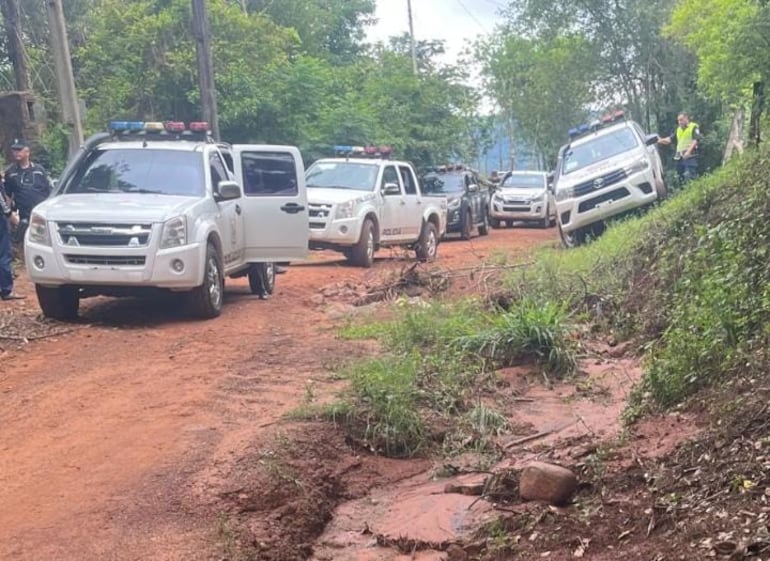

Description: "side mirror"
467 183 478 193
382 182 401 196
216 180 241 201
645 134 660 147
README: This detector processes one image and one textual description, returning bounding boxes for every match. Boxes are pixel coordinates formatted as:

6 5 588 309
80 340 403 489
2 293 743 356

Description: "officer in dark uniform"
4 139 53 237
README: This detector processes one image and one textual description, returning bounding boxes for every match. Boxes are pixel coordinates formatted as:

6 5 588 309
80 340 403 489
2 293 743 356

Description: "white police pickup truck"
305 146 447 267
24 120 308 320
553 111 666 247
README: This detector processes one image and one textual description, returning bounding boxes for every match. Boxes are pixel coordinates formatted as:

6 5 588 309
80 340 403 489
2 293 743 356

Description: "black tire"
188 242 224 318
478 212 489 236
248 262 275 296
461 210 472 240
489 216 500 229
415 222 439 262
655 178 668 201
558 223 588 249
35 284 79 321
350 219 375 268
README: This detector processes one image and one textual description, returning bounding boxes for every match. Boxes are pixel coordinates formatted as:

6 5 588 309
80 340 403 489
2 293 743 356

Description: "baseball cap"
10 138 28 150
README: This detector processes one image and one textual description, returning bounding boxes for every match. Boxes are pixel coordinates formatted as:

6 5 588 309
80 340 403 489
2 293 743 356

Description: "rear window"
562 127 640 175
63 149 204 196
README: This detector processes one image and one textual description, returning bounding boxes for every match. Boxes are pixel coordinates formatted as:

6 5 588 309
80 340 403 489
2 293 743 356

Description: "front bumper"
555 173 657 234
25 240 204 288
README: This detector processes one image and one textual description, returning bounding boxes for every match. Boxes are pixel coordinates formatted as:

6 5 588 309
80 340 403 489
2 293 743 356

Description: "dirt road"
0 226 557 560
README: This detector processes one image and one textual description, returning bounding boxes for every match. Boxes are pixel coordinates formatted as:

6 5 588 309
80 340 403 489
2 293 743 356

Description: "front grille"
64 254 146 266
57 222 152 248
573 168 627 198
503 206 530 213
503 197 527 205
578 188 630 213
308 204 332 230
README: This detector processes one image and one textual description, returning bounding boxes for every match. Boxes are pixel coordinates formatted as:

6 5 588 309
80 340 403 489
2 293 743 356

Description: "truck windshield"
501 174 545 189
422 173 465 194
562 127 639 175
63 149 205 196
306 161 378 191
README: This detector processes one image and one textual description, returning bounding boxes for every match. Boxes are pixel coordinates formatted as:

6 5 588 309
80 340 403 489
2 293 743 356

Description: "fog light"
33 255 45 270
339 225 348 235
535 205 542 213
171 259 185 273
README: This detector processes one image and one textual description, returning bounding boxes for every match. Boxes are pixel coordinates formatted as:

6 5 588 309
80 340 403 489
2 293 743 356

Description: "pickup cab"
24 121 308 320
421 165 489 239
305 153 447 267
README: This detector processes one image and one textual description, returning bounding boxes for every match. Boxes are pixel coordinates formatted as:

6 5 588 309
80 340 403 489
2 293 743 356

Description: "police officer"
4 138 53 224
0 179 23 300
657 112 702 184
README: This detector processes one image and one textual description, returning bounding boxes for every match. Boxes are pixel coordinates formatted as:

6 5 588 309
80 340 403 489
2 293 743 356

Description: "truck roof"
313 157 413 167
95 140 209 152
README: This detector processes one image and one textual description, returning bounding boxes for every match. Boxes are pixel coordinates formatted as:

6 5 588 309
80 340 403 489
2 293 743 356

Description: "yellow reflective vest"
676 122 699 153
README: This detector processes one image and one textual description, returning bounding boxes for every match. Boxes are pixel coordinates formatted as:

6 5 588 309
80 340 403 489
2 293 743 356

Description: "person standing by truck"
657 112 702 184
0 175 23 300
3 139 53 237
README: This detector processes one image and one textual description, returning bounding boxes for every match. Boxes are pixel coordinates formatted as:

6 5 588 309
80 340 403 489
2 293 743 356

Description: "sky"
365 0 506 65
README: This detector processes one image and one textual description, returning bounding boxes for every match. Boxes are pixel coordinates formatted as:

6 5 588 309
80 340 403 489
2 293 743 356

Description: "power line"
454 0 489 33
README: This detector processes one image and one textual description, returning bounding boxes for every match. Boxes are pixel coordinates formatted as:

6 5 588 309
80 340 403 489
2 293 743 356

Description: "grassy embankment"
308 146 770 457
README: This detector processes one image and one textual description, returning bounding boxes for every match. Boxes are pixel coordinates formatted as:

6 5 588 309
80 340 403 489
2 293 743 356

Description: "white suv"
553 113 665 247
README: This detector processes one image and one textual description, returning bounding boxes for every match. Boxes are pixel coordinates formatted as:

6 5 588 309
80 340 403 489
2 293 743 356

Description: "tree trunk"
191 0 220 141
749 80 765 146
0 0 31 92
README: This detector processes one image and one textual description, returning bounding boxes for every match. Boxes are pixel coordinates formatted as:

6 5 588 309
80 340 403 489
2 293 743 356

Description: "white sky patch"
366 0 504 65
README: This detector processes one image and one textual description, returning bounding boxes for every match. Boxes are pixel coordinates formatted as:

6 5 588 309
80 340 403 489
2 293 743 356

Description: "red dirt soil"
0 226 556 560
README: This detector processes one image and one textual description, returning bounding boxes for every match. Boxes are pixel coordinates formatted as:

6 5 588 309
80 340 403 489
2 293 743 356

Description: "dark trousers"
0 217 14 295
676 157 698 184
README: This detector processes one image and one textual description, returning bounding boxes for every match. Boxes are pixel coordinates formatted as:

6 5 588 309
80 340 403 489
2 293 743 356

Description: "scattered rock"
310 294 325 306
446 543 468 561
519 461 577 506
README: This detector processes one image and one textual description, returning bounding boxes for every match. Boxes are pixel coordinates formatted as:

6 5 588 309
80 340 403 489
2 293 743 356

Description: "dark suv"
421 166 489 239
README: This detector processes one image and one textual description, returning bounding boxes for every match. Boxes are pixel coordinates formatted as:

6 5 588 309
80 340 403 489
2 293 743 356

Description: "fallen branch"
504 419 579 450
0 328 80 341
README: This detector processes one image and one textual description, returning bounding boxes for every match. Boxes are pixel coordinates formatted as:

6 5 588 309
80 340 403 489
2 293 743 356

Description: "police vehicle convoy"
421 164 489 240
305 145 447 268
552 110 666 248
24 120 308 320
488 170 556 229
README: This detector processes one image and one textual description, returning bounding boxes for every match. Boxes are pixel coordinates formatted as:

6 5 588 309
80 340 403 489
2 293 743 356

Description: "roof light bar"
165 121 186 133
189 121 209 132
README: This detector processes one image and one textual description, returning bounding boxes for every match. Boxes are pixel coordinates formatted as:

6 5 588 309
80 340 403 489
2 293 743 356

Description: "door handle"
280 203 306 214
235 204 242 215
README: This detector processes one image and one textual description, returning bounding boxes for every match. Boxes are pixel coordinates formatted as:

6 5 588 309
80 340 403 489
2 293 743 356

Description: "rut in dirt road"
0 227 556 560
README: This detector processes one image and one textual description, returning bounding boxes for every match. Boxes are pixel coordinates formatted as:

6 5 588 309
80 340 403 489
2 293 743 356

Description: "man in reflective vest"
657 112 702 184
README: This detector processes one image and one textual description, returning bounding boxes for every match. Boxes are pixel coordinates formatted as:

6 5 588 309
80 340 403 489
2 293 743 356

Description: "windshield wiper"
122 188 163 194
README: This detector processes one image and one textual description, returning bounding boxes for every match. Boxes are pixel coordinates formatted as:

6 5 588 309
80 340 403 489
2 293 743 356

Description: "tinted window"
422 173 465 194
241 152 298 197
381 166 400 190
305 161 378 192
562 127 640 175
64 149 204 196
399 166 417 195
502 174 546 189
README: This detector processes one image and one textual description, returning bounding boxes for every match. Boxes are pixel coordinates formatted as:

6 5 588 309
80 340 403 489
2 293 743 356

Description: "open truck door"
231 145 309 263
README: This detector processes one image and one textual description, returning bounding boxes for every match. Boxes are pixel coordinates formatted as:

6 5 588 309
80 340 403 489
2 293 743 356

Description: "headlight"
529 193 545 203
555 187 575 202
160 216 187 248
28 213 51 246
626 159 650 174
335 200 356 220
447 197 461 209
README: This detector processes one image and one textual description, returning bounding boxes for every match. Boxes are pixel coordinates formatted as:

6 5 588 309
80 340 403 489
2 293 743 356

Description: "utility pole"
407 0 417 75
46 0 83 158
191 0 220 140
0 0 31 92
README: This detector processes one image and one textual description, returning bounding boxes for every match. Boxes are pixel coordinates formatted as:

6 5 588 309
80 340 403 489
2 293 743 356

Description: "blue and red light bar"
333 144 393 158
108 121 210 134
568 110 626 139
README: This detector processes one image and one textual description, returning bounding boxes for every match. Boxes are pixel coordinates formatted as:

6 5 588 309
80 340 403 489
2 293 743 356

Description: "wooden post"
191 0 220 141
46 0 83 158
